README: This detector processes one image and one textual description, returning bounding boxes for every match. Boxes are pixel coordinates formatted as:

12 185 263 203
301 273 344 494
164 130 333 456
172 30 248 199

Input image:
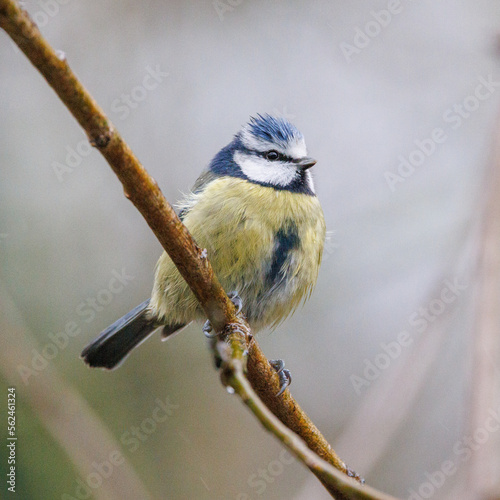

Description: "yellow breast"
151 177 326 330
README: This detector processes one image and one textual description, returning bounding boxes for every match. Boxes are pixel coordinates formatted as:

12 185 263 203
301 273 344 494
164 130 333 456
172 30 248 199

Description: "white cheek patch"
234 151 299 187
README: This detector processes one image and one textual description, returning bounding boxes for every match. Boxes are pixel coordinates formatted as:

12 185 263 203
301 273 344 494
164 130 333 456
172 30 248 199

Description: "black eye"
265 150 279 161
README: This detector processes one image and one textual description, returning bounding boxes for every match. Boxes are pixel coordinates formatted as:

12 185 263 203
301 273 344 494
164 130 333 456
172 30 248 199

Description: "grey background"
1 1 500 499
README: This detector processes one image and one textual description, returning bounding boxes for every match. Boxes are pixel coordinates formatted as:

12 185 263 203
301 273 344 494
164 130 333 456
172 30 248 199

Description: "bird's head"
210 114 317 195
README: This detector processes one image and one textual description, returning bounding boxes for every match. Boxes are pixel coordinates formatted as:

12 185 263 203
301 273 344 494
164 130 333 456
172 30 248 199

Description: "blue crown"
246 114 303 146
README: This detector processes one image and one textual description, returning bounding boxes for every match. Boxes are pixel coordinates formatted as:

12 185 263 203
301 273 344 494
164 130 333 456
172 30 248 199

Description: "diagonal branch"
0 2 397 498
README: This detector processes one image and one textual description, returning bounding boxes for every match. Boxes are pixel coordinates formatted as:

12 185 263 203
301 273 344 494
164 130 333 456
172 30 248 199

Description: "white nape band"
240 127 308 159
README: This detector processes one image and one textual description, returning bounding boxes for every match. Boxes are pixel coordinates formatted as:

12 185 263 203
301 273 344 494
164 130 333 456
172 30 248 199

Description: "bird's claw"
203 320 217 338
269 359 292 396
346 467 365 484
227 290 243 314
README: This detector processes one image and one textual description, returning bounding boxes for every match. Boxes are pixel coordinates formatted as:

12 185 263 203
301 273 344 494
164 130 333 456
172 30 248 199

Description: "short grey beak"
294 156 317 170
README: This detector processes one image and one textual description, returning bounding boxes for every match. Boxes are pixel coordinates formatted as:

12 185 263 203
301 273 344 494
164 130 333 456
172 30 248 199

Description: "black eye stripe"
257 151 293 162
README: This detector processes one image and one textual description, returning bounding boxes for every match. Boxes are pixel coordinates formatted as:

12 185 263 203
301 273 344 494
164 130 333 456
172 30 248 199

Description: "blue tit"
81 114 326 373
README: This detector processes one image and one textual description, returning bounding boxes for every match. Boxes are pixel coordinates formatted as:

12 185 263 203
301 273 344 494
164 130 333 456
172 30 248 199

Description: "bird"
81 114 326 393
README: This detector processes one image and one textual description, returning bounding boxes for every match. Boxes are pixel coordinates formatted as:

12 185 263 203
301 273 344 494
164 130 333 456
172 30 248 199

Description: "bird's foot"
269 359 292 396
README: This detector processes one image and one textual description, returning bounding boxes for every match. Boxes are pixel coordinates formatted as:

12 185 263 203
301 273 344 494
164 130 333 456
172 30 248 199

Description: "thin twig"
219 323 397 500
0 1 397 498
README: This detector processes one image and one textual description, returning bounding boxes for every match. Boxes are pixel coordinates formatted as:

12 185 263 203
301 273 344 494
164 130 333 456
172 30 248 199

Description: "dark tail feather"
81 299 158 369
161 322 189 340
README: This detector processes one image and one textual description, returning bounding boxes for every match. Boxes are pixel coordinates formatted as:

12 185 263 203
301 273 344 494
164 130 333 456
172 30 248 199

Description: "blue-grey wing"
178 169 220 221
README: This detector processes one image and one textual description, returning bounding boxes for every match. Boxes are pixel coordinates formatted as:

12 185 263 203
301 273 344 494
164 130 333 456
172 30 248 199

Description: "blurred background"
1 1 500 499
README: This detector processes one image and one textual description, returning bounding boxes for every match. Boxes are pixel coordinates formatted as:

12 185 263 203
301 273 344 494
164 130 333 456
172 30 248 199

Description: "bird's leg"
204 291 244 369
203 290 243 339
269 359 292 396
